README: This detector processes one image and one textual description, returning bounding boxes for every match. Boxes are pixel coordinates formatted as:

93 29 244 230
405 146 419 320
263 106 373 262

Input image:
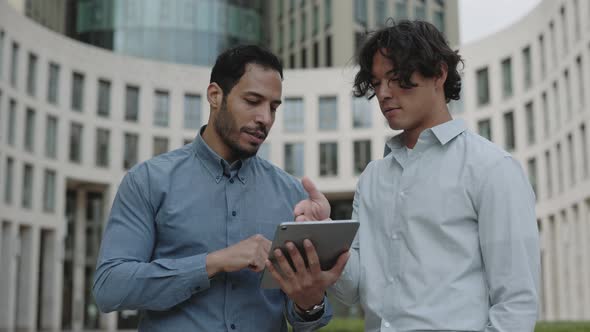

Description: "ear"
434 62 448 90
207 83 224 111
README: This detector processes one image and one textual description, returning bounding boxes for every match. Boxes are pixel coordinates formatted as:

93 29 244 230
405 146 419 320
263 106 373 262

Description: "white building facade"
0 0 589 330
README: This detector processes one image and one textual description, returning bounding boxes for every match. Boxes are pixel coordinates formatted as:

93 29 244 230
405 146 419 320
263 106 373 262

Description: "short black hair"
354 20 463 103
210 45 283 96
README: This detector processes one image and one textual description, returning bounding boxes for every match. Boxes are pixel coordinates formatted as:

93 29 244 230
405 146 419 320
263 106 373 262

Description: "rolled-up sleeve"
477 156 540 332
92 168 211 312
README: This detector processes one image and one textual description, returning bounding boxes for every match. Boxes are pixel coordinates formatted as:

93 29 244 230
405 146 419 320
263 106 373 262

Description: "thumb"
302 176 322 200
328 251 350 279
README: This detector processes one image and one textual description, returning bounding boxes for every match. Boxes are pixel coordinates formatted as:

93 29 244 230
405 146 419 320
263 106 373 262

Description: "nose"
375 81 392 102
255 104 274 127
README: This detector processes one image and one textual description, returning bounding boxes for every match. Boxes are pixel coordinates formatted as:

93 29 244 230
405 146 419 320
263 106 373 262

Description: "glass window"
24 108 35 153
8 99 16 146
477 119 492 141
22 164 33 209
501 57 513 99
301 12 306 41
184 94 201 130
124 133 139 170
4 157 14 204
153 136 169 156
318 96 338 130
47 62 60 104
352 96 372 128
324 0 332 27
289 19 295 46
542 92 549 136
576 56 585 107
527 158 538 200
354 0 367 26
581 124 588 179
567 134 576 185
522 46 532 90
319 142 338 176
97 79 111 117
325 35 332 67
43 169 56 212
538 35 546 78
375 0 387 27
278 25 284 50
545 150 553 198
95 128 110 167
284 142 304 177
313 5 319 35
414 0 426 19
503 111 515 151
564 70 572 118
301 48 307 68
45 115 58 159
154 90 169 127
69 122 83 163
284 98 304 132
476 67 490 106
395 0 408 20
556 143 563 193
26 53 37 97
10 42 18 88
433 10 445 34
313 41 319 68
525 102 535 145
553 81 560 128
353 139 371 174
0 30 4 79
125 85 140 122
71 72 84 112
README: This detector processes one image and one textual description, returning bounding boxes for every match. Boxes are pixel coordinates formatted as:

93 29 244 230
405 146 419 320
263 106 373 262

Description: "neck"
403 105 452 149
202 124 237 163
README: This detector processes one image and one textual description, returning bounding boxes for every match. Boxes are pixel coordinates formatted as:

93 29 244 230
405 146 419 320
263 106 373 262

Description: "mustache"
241 125 268 138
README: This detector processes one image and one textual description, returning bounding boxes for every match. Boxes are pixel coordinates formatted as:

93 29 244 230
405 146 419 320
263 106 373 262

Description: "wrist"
205 250 225 277
294 298 326 320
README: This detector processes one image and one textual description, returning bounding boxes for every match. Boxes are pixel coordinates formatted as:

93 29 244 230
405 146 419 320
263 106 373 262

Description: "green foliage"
298 320 590 332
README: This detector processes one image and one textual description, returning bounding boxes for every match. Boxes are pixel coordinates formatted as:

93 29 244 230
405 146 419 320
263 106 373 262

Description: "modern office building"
271 0 459 69
0 0 589 330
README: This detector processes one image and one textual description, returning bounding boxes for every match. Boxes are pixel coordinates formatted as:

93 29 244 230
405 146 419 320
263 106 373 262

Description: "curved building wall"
0 0 589 330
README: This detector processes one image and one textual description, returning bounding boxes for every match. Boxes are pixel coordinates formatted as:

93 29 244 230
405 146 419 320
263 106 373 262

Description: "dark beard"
213 100 261 160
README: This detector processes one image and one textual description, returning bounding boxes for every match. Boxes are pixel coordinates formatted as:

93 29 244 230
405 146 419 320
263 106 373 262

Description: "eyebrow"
243 91 282 106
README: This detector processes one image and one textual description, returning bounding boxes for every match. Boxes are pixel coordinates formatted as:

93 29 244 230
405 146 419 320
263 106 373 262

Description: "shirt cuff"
162 253 211 301
286 295 332 327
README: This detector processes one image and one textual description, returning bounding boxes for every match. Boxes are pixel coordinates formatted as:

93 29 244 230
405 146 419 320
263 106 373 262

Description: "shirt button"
388 276 394 283
230 179 234 184
390 233 398 240
400 191 406 197
230 323 236 329
232 211 237 217
384 321 390 328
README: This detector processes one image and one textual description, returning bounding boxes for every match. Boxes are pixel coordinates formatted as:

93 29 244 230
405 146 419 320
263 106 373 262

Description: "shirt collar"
386 118 466 151
192 126 252 184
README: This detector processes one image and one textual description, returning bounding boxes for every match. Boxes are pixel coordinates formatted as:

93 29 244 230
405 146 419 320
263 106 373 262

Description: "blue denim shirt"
93 127 332 331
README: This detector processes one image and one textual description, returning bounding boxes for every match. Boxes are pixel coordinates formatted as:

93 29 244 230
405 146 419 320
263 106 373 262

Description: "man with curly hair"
329 20 540 332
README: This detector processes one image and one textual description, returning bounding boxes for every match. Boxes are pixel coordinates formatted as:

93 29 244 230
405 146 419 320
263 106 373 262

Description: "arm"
92 169 211 312
285 295 333 332
328 184 361 305
477 157 540 332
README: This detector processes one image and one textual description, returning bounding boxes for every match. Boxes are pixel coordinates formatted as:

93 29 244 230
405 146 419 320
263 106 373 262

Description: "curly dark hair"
353 20 463 103
210 45 283 97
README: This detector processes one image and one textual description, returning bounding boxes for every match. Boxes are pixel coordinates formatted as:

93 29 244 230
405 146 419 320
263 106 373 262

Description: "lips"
383 107 402 115
242 128 267 144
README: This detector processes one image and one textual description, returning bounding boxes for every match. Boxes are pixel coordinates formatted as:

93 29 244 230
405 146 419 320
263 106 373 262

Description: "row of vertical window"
354 0 445 33
3 158 56 213
476 0 588 107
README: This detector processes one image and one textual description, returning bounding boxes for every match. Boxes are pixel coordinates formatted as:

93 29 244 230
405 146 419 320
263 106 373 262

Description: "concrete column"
38 228 59 330
540 217 555 320
554 214 567 320
72 188 87 330
15 225 40 330
565 209 578 320
0 222 17 329
584 199 590 319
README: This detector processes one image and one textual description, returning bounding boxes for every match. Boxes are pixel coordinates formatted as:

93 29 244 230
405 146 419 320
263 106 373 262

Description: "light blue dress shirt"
93 127 332 332
331 119 540 332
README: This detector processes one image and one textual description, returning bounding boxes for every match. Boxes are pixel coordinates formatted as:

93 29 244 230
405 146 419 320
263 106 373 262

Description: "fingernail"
304 239 311 247
275 249 282 256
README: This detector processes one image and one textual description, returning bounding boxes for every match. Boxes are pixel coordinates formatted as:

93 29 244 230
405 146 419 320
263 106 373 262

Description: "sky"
459 0 542 44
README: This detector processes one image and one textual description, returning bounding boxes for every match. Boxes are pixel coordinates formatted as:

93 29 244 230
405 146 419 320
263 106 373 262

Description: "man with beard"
93 45 348 331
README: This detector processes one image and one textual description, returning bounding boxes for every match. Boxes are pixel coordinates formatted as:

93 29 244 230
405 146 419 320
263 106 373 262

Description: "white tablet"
260 219 359 289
